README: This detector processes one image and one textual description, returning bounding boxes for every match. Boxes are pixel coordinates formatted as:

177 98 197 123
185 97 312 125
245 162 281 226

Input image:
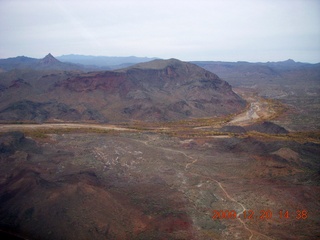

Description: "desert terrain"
1 93 319 239
0 56 319 240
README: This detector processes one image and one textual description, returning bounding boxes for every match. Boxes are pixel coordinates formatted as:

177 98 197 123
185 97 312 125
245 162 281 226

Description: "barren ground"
0 90 319 240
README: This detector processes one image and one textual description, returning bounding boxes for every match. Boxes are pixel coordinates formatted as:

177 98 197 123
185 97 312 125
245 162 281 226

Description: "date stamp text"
212 209 308 220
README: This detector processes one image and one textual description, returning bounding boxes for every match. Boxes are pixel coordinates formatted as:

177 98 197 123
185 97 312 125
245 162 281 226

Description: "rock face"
0 58 246 122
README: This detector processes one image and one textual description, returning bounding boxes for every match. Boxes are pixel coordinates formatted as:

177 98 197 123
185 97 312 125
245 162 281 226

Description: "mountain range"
193 59 320 90
0 53 86 72
0 55 245 123
1 54 319 123
0 54 157 72
57 54 157 69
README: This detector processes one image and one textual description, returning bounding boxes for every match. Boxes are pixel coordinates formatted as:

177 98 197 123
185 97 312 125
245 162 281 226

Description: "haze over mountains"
0 54 157 72
57 54 157 69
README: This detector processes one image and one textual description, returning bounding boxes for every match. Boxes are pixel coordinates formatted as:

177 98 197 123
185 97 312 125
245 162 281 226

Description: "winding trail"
209 178 255 240
185 159 198 170
133 138 274 240
192 169 274 240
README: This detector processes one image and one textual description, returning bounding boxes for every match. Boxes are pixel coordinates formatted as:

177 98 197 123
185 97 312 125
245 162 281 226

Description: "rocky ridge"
0 58 246 123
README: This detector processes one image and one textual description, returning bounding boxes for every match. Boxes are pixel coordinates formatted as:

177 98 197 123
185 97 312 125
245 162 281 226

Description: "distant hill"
0 58 245 123
57 54 158 69
0 56 38 71
0 54 86 71
193 59 320 131
0 54 159 72
193 60 320 90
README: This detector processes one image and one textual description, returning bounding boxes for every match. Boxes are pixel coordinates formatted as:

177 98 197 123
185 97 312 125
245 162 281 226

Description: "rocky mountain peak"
39 53 60 65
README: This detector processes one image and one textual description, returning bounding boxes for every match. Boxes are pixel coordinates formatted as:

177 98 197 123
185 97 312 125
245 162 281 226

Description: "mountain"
0 58 246 123
57 54 158 69
193 60 320 89
0 54 159 72
39 53 61 65
193 59 320 131
0 56 38 71
0 54 86 71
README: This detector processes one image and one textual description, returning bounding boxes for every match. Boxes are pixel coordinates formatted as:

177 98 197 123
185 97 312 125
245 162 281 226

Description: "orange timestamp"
212 209 308 220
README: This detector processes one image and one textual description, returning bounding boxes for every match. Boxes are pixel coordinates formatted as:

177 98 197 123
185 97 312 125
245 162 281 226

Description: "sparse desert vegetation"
0 56 319 240
1 0 319 238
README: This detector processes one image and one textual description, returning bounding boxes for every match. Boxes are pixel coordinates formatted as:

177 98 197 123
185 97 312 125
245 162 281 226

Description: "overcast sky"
0 0 319 63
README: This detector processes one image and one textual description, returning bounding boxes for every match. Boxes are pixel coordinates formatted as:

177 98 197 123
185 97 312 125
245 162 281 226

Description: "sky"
0 0 319 63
